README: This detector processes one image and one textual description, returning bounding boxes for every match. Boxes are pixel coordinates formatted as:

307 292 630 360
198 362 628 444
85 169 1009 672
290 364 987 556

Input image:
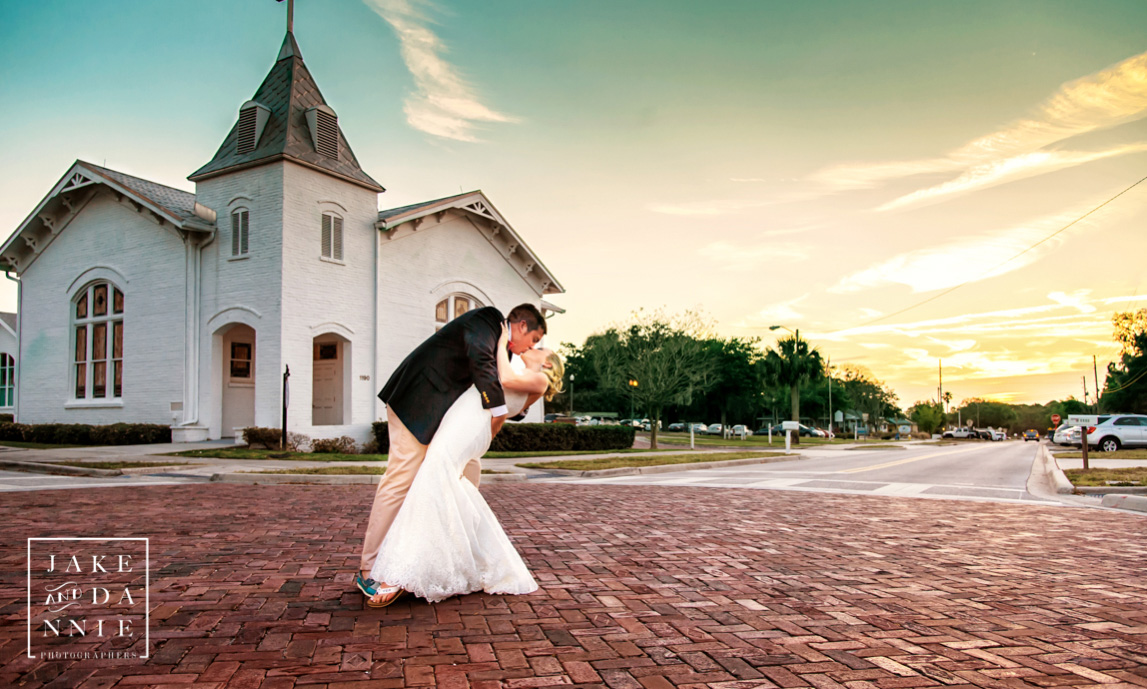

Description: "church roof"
189 33 383 192
83 163 199 223
0 161 216 276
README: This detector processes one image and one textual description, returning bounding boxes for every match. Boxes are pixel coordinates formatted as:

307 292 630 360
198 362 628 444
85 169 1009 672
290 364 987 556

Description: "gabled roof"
0 161 216 276
189 33 383 192
377 190 564 297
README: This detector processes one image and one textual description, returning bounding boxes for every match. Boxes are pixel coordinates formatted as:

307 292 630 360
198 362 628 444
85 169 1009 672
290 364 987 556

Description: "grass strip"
1058 449 1147 459
1063 467 1147 487
0 441 89 449
483 448 665 458
847 444 906 450
170 449 387 462
517 451 789 472
242 466 509 476
50 460 189 470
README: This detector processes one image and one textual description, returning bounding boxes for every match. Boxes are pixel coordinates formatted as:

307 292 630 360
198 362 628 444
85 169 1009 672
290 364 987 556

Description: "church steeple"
189 31 383 192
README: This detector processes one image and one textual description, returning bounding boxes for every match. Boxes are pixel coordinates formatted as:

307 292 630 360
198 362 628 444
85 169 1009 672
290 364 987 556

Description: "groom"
356 303 548 606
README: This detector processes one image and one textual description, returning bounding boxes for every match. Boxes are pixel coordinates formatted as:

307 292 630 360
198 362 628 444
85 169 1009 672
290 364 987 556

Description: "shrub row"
0 422 171 446
372 420 634 454
490 423 635 453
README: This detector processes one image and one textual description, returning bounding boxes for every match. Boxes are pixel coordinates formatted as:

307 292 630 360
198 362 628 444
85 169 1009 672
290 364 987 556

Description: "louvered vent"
306 105 339 159
321 212 344 260
236 101 270 154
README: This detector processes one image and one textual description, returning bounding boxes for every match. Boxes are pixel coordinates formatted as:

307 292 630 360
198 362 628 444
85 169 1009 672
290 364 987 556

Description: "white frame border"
27 537 149 659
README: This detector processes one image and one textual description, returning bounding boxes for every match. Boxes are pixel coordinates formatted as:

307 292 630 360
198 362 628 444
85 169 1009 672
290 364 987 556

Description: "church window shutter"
321 212 343 261
321 213 332 258
231 210 249 256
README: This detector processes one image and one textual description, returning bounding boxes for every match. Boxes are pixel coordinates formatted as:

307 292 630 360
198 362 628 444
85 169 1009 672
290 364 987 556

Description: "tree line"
547 309 899 448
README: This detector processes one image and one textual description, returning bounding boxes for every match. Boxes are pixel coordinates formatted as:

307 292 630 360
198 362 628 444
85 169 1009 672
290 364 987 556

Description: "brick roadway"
2 483 1146 688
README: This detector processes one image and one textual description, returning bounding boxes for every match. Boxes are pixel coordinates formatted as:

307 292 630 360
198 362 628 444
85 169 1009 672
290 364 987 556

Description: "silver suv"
1085 414 1146 452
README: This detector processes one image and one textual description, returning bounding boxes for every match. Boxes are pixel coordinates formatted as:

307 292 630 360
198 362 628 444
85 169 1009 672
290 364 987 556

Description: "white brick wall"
376 212 547 425
17 191 186 424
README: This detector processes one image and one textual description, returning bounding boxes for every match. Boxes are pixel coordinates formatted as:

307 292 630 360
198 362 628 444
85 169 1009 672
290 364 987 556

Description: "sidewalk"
2 481 1145 687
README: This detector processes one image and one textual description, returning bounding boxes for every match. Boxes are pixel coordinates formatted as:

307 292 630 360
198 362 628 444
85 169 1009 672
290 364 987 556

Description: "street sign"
834 410 843 422
781 421 800 431
1067 414 1098 426
1051 413 1061 425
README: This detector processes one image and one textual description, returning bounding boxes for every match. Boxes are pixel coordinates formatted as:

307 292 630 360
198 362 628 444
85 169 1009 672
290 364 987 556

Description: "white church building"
0 31 563 443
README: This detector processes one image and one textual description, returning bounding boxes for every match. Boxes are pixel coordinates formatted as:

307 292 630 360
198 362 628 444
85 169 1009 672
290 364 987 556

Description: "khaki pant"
360 405 483 574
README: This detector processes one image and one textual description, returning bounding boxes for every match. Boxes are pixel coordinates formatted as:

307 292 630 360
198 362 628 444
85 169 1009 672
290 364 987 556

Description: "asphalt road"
563 439 1056 504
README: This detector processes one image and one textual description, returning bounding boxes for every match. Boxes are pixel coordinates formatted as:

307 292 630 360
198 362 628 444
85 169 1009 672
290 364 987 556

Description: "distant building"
0 31 563 442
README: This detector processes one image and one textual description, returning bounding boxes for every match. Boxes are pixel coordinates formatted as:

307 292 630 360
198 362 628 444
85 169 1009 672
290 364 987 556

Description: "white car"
1052 424 1075 445
730 424 753 438
690 423 707 434
1084 414 1141 452
706 424 725 435
942 428 975 439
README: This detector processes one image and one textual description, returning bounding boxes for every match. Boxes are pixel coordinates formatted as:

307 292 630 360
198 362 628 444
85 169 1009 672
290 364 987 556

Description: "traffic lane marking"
838 445 987 474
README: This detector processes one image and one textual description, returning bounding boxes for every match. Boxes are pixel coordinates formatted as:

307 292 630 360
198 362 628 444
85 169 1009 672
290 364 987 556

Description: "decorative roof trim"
192 155 384 192
0 161 215 276
376 190 565 296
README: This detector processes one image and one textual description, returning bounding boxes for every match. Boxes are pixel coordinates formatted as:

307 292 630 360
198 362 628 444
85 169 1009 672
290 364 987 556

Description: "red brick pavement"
2 483 1146 688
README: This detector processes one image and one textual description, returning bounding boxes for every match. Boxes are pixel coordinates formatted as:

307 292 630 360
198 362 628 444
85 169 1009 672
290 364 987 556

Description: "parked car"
641 420 663 432
760 423 818 437
1052 423 1075 446
667 422 685 432
690 423 707 434
1023 429 1039 441
730 424 753 438
941 427 976 439
706 423 725 435
1084 414 1144 452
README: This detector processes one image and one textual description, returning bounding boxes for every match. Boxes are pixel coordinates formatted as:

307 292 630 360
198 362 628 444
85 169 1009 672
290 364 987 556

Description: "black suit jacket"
378 306 507 445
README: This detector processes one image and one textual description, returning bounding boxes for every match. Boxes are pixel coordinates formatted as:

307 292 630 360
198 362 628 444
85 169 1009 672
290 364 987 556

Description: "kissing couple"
355 303 563 606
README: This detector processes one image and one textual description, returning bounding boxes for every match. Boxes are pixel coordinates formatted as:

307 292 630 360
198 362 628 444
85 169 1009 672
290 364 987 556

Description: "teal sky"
2 0 1147 407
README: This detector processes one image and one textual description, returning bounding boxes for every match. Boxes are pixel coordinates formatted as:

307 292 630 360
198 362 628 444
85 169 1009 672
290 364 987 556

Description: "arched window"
0 353 13 407
73 282 124 399
321 212 343 261
435 294 483 331
231 209 249 257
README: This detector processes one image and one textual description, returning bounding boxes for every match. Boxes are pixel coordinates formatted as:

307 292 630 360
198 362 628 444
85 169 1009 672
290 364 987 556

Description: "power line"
832 172 1147 333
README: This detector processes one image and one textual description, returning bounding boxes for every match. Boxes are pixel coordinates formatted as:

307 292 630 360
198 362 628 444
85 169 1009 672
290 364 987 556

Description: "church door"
312 338 343 425
221 325 256 437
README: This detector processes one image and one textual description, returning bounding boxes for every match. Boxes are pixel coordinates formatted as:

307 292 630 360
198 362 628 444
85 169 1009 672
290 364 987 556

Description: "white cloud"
699 240 808 270
810 51 1147 206
365 0 518 141
830 206 1089 294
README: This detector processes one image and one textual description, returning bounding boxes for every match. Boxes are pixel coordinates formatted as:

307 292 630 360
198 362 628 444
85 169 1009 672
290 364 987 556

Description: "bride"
368 325 564 604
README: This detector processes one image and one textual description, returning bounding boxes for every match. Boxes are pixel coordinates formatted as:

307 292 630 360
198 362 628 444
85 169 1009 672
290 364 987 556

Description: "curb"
1099 494 1147 513
1039 446 1075 495
1074 485 1147 495
535 453 801 478
0 459 121 477
210 472 526 485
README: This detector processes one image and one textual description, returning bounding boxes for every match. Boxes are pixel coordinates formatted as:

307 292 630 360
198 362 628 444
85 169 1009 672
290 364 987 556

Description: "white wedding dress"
369 387 538 603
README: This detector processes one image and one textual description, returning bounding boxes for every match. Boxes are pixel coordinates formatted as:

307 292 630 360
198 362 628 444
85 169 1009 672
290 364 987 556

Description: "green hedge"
371 421 634 454
0 422 170 446
490 423 634 453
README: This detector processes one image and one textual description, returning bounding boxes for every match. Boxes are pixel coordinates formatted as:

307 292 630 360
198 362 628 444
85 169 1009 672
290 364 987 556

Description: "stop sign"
1051 414 1061 425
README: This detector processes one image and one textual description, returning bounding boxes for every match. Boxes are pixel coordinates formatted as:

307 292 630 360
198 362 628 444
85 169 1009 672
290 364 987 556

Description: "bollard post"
785 430 791 453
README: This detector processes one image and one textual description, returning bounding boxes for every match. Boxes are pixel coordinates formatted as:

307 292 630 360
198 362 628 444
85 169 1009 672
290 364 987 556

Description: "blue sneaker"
355 572 402 608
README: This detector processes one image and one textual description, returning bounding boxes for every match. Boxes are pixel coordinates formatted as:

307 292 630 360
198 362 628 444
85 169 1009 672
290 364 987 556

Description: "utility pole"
1082 376 1089 407
1093 355 1100 412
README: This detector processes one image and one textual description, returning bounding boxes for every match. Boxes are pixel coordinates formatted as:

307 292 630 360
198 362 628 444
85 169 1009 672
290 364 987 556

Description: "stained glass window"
73 283 123 399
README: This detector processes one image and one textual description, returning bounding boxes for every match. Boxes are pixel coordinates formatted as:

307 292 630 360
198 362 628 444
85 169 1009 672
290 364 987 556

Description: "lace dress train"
369 387 538 603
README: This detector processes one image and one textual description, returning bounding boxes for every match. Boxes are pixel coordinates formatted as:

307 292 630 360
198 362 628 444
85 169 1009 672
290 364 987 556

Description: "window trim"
434 293 483 331
71 281 124 402
320 212 344 261
0 352 13 408
230 208 250 257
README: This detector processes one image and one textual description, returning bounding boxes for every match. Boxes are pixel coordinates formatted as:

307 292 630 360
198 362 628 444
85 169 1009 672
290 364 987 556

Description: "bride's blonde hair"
541 351 565 401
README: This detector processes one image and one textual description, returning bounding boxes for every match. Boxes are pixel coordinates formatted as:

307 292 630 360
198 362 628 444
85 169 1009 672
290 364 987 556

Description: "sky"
1 0 1146 410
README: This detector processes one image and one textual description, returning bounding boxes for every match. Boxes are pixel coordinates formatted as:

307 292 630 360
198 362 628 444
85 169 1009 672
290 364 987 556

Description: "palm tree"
765 331 824 443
